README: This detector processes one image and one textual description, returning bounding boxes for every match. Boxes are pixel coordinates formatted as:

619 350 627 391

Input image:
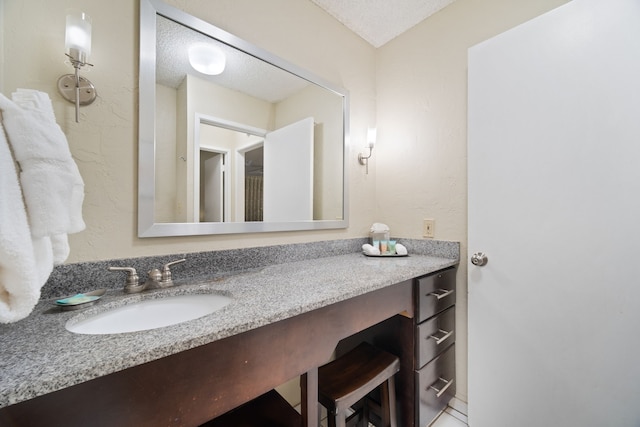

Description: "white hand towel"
395 243 408 255
370 222 390 233
0 91 85 238
0 121 53 323
12 89 57 122
362 243 381 256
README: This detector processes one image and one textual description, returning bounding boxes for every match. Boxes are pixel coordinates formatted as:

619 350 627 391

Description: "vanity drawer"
416 268 456 323
416 305 455 369
416 344 456 427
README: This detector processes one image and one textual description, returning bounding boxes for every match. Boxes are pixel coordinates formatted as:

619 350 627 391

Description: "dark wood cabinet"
0 266 458 427
414 267 457 426
0 280 415 427
416 305 455 369
334 266 458 427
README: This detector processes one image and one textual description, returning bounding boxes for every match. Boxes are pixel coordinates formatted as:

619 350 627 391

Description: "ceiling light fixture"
188 43 226 76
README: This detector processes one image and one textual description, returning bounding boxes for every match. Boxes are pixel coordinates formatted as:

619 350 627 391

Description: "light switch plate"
423 219 435 238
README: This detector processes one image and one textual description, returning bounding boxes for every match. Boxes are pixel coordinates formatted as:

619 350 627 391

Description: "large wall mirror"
139 0 349 237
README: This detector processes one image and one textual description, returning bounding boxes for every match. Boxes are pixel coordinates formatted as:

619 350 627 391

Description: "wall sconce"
57 11 97 122
358 127 377 174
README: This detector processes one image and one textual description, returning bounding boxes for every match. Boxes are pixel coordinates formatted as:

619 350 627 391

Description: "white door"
468 1 640 426
263 117 314 222
202 151 224 222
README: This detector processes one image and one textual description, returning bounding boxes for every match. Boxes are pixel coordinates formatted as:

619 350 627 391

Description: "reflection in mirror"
139 0 349 237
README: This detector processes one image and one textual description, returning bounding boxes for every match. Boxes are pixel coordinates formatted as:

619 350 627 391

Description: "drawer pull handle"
427 289 454 300
429 329 453 345
429 377 454 398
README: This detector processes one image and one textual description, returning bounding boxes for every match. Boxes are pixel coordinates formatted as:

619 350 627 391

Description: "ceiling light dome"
188 43 226 75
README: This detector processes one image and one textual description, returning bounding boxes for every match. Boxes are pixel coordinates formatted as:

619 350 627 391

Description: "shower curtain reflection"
244 175 263 222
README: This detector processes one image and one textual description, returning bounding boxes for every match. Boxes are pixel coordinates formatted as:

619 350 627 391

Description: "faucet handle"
108 266 146 293
161 258 186 285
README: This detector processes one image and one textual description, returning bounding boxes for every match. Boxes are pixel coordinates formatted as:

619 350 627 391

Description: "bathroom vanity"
0 241 458 426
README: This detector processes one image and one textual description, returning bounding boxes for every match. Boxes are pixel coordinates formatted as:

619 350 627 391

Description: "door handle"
471 252 488 266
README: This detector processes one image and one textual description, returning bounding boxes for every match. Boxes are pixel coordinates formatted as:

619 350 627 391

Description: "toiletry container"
371 231 389 250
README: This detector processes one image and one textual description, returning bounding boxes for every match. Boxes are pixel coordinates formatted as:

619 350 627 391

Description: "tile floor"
316 404 468 427
310 397 469 427
430 409 468 427
430 398 468 427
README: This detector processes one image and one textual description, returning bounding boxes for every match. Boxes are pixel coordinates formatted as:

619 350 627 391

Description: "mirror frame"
139 0 350 237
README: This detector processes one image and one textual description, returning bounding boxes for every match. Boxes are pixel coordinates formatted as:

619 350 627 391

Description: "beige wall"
1 0 377 263
1 0 571 403
375 0 569 401
155 84 178 222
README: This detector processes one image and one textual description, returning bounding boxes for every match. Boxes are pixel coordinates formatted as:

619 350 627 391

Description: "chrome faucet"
108 258 186 293
145 258 186 289
107 266 145 293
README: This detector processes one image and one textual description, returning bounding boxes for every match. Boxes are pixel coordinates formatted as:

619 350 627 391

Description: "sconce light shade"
359 127 377 174
58 10 96 122
189 43 226 75
65 11 92 64
367 127 377 148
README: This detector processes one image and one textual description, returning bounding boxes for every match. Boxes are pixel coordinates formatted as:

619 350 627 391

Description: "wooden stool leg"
378 377 397 427
301 369 319 427
331 410 346 427
387 376 397 427
361 399 369 427
380 381 390 427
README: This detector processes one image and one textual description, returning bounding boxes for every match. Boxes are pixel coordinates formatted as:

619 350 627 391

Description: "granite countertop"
0 249 458 409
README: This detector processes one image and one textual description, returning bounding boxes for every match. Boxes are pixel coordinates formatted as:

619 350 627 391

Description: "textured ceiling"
156 15 309 103
310 0 458 47
156 0 459 100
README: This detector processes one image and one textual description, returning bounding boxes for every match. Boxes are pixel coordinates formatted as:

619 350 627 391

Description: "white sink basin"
65 293 232 335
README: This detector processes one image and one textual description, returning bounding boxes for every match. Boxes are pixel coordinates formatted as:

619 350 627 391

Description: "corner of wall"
0 0 4 93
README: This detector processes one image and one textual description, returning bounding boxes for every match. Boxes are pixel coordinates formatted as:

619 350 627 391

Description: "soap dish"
54 289 106 311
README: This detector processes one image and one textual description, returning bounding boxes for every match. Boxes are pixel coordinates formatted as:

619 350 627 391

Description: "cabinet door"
416 268 455 323
416 344 456 427
416 306 455 369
